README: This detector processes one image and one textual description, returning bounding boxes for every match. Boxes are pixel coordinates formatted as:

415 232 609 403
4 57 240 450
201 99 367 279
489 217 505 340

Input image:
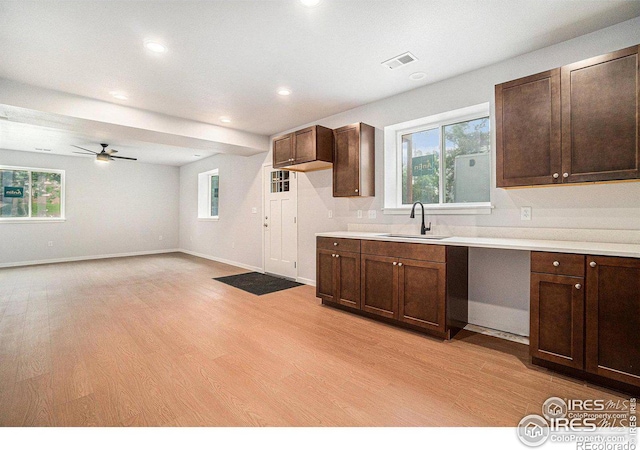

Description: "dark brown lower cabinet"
360 254 397 318
315 247 360 310
530 272 584 369
398 258 446 334
531 252 640 393
586 256 640 387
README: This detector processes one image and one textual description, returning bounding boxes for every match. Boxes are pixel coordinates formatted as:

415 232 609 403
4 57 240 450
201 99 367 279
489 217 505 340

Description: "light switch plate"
520 206 532 221
357 210 363 219
251 207 257 214
368 210 376 219
328 210 333 219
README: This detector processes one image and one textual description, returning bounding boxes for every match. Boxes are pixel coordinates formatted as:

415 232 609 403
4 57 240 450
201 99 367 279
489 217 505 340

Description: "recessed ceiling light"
220 117 232 123
144 41 167 53
409 72 426 81
277 88 291 96
110 91 128 100
300 0 321 6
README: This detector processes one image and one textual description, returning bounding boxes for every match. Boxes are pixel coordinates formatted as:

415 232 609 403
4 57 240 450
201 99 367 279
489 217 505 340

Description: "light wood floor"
0 253 628 427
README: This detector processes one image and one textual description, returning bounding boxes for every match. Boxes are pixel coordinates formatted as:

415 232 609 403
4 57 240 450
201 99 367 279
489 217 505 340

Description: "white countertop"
315 231 640 258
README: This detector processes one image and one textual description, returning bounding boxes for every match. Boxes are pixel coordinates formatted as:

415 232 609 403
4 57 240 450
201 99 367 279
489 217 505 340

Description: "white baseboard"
179 249 264 273
0 248 181 269
296 277 316 287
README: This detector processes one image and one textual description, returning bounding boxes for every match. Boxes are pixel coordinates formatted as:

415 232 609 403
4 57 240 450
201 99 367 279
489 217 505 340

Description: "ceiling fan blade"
110 155 137 161
72 145 98 154
72 151 95 156
106 149 119 154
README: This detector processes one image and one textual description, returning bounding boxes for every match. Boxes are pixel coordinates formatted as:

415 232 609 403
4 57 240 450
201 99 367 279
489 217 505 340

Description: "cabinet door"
273 134 293 168
316 249 336 302
293 126 316 164
496 69 561 187
335 251 360 310
397 259 446 333
586 256 640 387
333 124 360 197
561 45 640 183
530 273 584 369
361 254 397 319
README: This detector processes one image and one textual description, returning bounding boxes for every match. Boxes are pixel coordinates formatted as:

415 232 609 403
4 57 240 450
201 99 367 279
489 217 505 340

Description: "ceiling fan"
72 143 137 162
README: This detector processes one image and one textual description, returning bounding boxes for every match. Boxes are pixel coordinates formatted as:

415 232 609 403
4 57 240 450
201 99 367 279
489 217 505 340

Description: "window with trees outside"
0 166 65 220
384 103 492 214
197 168 220 220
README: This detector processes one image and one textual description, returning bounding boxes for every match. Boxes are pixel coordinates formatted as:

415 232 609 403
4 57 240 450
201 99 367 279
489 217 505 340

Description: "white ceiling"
1 0 639 138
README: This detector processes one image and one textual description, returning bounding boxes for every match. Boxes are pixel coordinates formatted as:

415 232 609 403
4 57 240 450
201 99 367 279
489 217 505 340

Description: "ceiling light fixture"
277 88 291 96
300 0 321 6
220 117 232 123
109 91 128 100
144 41 167 53
409 72 426 81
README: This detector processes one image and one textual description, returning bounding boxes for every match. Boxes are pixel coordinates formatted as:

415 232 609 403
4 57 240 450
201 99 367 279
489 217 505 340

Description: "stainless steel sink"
387 234 446 240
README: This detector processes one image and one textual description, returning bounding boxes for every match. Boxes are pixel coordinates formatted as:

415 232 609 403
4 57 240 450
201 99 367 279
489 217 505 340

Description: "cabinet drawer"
361 240 445 262
317 237 361 253
531 252 585 277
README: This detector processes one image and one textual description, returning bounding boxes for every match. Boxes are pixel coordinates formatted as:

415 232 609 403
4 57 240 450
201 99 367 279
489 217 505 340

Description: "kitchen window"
0 165 65 221
197 168 220 220
383 103 492 214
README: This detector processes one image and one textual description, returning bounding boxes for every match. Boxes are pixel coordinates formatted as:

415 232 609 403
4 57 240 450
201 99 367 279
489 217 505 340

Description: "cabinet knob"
392 261 397 266
575 284 582 290
590 261 597 268
563 173 569 178
333 242 338 246
553 173 559 179
331 254 335 257
335 254 340 258
398 262 403 267
355 189 359 193
553 261 560 267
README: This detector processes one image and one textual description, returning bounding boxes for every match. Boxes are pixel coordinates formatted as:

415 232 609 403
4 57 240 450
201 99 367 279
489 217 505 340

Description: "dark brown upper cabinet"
272 125 334 172
333 123 375 197
496 44 640 188
561 46 640 183
496 69 561 187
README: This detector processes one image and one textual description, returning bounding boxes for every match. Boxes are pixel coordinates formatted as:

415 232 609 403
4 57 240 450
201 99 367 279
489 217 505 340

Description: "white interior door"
263 166 297 279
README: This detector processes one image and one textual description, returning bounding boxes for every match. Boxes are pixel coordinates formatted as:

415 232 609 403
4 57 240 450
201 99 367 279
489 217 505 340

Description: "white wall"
266 17 640 335
0 149 179 266
179 152 264 271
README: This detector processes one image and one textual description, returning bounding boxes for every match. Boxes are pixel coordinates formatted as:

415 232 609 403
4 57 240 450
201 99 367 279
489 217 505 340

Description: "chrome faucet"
410 201 431 235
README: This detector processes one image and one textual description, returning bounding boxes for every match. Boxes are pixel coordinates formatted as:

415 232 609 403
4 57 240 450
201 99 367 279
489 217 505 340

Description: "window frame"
197 168 220 221
383 103 493 215
0 164 66 223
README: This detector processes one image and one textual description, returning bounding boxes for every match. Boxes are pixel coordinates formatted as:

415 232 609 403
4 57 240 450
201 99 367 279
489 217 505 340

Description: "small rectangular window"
197 168 219 219
0 166 65 220
210 174 219 217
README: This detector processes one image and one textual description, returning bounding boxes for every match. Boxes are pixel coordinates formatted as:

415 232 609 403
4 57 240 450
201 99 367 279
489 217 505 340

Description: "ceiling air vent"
381 52 418 70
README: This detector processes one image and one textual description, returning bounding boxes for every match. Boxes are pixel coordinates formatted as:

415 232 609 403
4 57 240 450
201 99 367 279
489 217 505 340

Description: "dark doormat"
213 272 303 296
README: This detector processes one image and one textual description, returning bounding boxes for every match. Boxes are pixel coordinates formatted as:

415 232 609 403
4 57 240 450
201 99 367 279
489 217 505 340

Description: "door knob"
575 284 582 290
590 261 597 268
553 173 559 179
553 261 560 267
563 173 569 178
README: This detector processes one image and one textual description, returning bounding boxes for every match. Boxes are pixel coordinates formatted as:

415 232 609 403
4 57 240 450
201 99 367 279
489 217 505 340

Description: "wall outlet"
328 210 333 219
159 235 163 240
47 241 53 247
251 207 257 214
368 210 376 219
357 210 363 219
520 207 532 221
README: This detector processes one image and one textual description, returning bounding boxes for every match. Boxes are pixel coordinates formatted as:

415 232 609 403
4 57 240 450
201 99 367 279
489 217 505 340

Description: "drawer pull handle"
398 262 403 267
563 173 569 178
392 262 397 266
331 254 335 258
553 261 560 267
335 254 340 258
590 261 597 268
575 284 582 290
553 173 559 179
333 242 338 246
